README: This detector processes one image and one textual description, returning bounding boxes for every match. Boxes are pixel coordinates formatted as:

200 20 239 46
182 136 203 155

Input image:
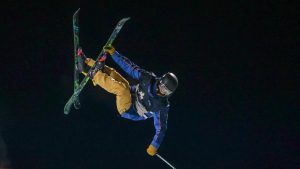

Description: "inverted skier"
76 45 178 156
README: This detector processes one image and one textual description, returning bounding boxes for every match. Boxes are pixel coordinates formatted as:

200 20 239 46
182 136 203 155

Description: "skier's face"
158 80 173 96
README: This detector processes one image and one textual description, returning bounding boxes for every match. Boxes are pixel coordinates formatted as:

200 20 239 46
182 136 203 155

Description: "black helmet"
158 72 178 96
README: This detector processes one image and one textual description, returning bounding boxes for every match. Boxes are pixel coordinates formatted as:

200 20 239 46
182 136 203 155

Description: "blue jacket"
111 51 169 149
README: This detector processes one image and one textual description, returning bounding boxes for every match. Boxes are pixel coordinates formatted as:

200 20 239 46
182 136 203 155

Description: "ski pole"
156 153 176 169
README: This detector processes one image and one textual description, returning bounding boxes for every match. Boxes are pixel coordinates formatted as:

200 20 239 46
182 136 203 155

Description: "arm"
111 51 149 80
147 107 169 156
121 111 146 121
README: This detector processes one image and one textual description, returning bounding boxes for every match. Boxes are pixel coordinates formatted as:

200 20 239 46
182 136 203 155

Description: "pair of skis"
64 8 130 115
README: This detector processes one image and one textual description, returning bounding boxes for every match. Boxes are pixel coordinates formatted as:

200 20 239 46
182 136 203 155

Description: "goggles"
158 80 173 96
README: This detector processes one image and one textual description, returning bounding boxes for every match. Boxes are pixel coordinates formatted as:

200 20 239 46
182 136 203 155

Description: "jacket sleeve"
121 112 146 121
111 51 149 80
150 107 169 149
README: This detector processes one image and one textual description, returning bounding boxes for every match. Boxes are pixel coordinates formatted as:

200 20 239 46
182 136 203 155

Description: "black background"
0 1 299 169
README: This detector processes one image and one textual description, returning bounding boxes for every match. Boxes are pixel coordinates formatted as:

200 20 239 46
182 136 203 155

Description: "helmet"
158 72 178 96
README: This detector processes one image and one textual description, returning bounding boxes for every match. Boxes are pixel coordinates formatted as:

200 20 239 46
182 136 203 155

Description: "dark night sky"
0 1 299 169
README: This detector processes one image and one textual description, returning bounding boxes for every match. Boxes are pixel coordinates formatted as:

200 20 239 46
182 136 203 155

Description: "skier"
76 45 178 156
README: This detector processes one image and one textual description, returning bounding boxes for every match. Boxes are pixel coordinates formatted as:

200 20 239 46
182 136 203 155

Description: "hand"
103 45 116 56
146 144 157 156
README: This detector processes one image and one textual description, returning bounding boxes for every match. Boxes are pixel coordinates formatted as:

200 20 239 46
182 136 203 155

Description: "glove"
146 144 157 156
103 44 116 56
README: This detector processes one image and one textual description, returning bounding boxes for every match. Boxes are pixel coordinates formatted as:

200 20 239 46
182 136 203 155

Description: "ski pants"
85 58 132 114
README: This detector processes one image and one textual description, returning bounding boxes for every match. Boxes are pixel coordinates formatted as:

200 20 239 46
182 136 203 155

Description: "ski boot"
76 47 88 74
87 54 107 78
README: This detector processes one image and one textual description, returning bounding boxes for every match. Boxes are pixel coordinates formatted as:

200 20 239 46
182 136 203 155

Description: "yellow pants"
85 58 132 114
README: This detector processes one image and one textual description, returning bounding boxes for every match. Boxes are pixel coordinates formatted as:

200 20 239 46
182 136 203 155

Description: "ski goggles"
158 80 173 96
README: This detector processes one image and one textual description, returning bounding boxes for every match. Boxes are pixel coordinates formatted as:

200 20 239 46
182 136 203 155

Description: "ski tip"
74 8 80 13
64 106 70 115
120 17 130 21
63 107 69 115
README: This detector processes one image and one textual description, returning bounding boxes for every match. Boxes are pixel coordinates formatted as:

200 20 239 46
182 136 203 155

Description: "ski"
64 16 130 115
73 8 81 110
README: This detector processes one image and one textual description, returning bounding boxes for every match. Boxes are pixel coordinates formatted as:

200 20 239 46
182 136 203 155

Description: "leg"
85 58 132 114
85 59 129 88
103 65 130 88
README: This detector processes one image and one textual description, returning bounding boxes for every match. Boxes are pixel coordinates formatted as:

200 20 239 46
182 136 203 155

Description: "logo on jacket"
138 91 145 100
